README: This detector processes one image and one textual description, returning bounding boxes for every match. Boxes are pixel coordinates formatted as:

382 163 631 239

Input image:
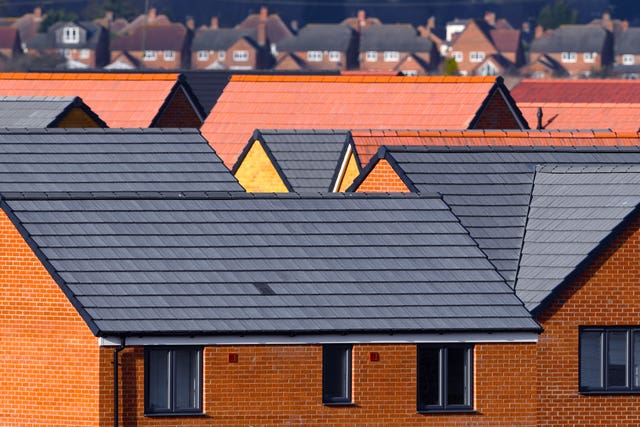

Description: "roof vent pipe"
536 107 543 130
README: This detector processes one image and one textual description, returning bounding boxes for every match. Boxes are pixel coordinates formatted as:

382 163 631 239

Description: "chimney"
521 21 530 34
357 9 366 23
148 7 156 21
186 16 195 30
601 11 613 32
257 22 266 45
260 6 268 21
484 11 496 27
290 20 298 33
33 7 42 19
105 10 114 23
210 16 219 29
535 24 544 38
418 25 430 38
427 16 436 30
622 20 629 31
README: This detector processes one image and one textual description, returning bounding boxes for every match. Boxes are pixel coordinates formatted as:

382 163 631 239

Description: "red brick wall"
472 90 522 129
355 159 410 192
536 215 640 427
450 22 497 75
153 86 202 128
0 209 100 426
545 52 603 77
107 343 537 426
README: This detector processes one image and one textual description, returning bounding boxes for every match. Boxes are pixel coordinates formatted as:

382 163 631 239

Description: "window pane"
447 348 468 406
580 331 603 389
322 345 351 402
174 349 200 410
608 331 628 387
147 349 170 411
418 347 440 407
634 332 640 388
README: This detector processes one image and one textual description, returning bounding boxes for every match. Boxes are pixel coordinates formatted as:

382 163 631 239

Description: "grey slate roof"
615 28 640 55
233 129 355 192
191 28 257 51
1 192 538 336
0 128 243 193
531 25 609 53
354 145 640 287
517 164 640 313
26 21 104 50
276 24 355 51
0 96 105 128
359 25 434 52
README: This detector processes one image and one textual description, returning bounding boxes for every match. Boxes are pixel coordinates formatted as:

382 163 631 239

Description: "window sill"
323 402 357 407
580 390 640 395
418 409 476 415
144 412 207 418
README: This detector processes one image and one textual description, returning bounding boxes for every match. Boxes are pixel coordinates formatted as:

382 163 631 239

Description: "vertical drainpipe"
114 337 126 427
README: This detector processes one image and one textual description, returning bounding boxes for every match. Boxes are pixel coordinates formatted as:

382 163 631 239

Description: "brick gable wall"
106 343 536 426
472 90 522 129
153 86 202 128
0 209 100 426
536 215 640 426
354 159 410 192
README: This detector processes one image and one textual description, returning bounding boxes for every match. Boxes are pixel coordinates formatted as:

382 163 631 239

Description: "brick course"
355 159 410 192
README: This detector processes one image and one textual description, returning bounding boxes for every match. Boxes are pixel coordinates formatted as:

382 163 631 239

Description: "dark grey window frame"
322 344 353 405
144 346 203 416
579 326 640 394
417 344 474 413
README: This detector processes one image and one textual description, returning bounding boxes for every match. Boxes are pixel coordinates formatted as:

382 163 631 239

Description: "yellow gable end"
56 107 102 128
335 151 361 192
234 140 289 192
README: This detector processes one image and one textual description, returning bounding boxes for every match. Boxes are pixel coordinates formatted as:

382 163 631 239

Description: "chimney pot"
484 11 496 27
186 16 195 30
211 16 219 29
357 9 366 23
535 24 544 38
34 7 42 19
260 6 268 20
148 7 156 21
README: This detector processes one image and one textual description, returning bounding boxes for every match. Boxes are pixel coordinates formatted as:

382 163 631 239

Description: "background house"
191 25 271 71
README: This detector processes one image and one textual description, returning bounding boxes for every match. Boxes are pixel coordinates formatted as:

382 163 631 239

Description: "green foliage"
537 0 578 30
38 9 78 33
442 57 459 76
100 0 145 21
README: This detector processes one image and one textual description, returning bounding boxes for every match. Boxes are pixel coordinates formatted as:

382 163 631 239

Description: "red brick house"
275 24 358 71
109 22 192 70
358 24 439 75
191 25 271 70
529 25 613 77
448 17 524 76
0 26 21 68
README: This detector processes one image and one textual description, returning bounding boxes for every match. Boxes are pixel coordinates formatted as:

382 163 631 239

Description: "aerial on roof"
201 75 528 167
349 135 640 286
517 164 640 313
0 128 242 194
0 72 200 128
1 192 538 337
0 95 106 128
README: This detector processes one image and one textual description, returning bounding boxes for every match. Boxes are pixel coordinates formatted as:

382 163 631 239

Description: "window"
417 344 473 412
233 50 248 61
384 51 400 62
584 52 597 63
218 51 226 60
79 49 90 59
365 51 378 62
623 54 635 65
322 344 352 404
580 327 640 393
197 50 210 61
145 347 202 415
561 52 577 63
469 51 485 62
452 51 463 62
328 51 341 62
307 50 323 62
62 26 79 44
164 50 175 61
142 50 157 61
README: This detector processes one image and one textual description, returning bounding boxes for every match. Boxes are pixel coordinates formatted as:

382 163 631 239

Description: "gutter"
114 337 126 427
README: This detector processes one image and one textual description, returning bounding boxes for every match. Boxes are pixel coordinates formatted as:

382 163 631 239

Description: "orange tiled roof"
351 129 640 166
0 72 180 127
518 103 640 132
201 75 505 166
512 79 640 103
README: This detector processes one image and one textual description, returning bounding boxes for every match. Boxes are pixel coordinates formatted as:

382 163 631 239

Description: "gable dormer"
56 23 86 45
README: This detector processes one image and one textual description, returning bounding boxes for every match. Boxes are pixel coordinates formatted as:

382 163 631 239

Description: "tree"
39 9 79 33
442 57 459 76
538 0 578 30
